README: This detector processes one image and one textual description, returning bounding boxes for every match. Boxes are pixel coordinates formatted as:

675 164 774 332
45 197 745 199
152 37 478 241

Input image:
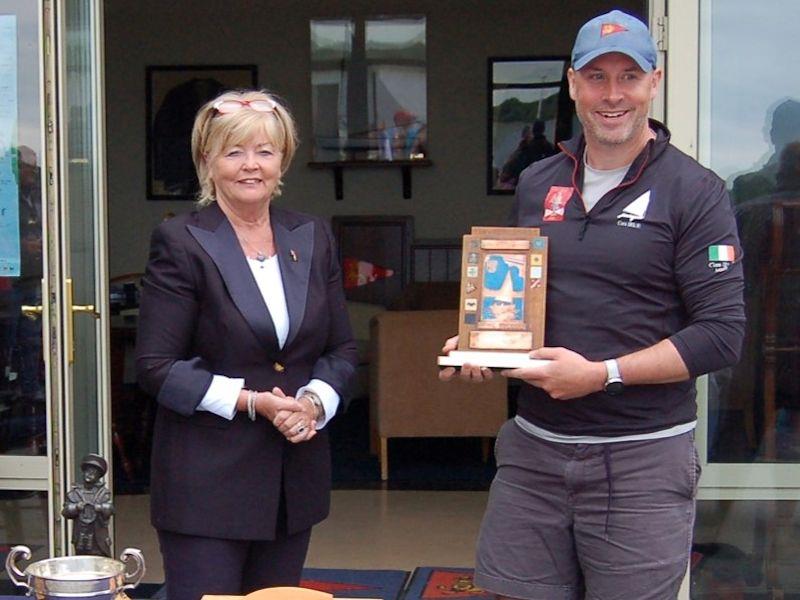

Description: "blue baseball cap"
571 10 657 72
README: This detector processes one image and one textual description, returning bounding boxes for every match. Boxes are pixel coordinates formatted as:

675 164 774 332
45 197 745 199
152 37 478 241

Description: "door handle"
21 305 44 320
73 304 99 316
66 278 100 364
21 279 45 320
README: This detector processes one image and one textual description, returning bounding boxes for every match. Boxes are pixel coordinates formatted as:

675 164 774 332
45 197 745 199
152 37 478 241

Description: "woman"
136 89 358 600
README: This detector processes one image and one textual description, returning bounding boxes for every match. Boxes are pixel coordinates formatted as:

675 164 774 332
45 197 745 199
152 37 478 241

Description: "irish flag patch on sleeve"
708 245 735 261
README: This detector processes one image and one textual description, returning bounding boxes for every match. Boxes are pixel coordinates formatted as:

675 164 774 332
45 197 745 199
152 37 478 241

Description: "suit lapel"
272 210 313 348
187 205 281 358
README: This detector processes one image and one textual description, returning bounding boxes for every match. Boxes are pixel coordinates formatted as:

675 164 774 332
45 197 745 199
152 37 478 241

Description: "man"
441 10 744 600
731 98 800 206
498 121 558 190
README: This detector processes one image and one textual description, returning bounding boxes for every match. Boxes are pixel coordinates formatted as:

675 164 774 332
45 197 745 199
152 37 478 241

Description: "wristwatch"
603 359 625 396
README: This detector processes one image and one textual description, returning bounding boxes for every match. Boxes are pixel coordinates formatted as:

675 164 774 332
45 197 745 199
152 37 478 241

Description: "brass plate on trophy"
438 226 548 369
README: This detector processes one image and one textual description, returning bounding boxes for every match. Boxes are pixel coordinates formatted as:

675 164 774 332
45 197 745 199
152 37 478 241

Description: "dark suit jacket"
135 202 358 540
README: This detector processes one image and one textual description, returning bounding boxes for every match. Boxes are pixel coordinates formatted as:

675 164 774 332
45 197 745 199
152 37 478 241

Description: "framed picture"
146 64 257 200
310 16 428 163
487 57 574 195
331 215 414 307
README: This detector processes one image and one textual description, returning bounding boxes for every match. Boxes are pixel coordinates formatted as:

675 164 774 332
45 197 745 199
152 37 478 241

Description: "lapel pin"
289 250 298 262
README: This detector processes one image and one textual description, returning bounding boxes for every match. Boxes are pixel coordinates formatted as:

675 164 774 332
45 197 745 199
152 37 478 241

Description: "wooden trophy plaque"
438 226 549 369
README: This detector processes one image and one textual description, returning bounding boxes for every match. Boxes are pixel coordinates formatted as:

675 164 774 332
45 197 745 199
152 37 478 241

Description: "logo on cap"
601 23 628 37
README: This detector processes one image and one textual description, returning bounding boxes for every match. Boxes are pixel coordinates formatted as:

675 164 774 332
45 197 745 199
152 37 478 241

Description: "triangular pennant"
601 22 628 36
342 258 395 289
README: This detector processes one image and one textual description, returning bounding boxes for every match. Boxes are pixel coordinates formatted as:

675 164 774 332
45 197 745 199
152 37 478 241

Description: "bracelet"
247 390 257 421
301 390 325 421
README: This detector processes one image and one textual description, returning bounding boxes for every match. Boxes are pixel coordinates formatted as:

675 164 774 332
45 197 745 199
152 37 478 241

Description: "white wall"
104 0 642 276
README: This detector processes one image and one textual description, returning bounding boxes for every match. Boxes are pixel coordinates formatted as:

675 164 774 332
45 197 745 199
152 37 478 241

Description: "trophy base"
438 351 549 370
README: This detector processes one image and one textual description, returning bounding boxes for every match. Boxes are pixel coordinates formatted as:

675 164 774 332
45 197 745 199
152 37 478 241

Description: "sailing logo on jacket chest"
616 191 650 229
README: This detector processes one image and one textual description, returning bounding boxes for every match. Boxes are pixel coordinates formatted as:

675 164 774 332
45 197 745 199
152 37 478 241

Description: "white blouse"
196 254 338 428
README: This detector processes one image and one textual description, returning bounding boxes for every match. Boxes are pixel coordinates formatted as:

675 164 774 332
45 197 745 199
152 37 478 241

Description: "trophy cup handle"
119 548 146 590
5 545 31 590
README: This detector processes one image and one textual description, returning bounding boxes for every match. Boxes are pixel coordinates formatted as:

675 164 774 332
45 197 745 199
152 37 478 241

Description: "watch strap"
604 359 622 383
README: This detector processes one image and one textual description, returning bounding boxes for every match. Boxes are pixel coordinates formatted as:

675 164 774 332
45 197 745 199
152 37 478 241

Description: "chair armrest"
370 310 508 438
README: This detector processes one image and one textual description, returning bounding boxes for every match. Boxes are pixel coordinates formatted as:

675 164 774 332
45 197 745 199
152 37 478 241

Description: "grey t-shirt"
582 157 630 212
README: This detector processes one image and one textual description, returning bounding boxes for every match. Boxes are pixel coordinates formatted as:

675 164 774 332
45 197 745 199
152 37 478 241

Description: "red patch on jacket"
543 186 573 221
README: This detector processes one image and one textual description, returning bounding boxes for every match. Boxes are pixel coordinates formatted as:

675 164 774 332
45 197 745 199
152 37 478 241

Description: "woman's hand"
261 387 317 443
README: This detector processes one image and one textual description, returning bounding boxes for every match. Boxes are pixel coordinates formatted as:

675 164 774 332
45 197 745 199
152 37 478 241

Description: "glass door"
59 0 111 493
0 0 110 566
668 0 800 493
0 0 52 567
667 1 800 596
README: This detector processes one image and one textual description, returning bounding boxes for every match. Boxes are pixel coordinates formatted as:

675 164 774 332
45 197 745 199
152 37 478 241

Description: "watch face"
605 381 624 396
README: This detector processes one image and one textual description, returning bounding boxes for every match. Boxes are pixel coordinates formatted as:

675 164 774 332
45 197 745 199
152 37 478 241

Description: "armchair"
369 309 508 480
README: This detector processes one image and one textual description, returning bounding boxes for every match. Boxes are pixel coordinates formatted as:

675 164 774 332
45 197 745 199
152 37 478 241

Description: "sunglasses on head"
212 98 277 115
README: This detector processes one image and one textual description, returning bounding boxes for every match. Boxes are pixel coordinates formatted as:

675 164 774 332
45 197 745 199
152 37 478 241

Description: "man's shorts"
474 420 700 600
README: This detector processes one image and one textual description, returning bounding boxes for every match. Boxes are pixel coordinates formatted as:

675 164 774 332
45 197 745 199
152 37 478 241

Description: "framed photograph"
146 64 257 200
487 57 574 195
331 215 414 307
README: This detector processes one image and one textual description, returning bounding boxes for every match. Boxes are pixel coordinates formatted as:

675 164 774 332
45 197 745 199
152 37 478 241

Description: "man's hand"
501 346 605 400
438 334 493 383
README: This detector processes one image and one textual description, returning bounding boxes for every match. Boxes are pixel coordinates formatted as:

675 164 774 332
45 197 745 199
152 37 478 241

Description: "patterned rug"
302 568 409 599
122 569 410 600
404 568 491 599
2 566 485 599
125 568 480 599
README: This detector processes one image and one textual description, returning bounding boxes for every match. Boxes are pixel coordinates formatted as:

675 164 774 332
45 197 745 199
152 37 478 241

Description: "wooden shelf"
308 159 432 200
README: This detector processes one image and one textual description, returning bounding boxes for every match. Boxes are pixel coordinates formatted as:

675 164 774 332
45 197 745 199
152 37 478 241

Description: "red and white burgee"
343 258 394 289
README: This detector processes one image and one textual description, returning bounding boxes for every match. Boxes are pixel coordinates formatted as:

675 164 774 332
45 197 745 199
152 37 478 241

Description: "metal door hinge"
656 16 668 51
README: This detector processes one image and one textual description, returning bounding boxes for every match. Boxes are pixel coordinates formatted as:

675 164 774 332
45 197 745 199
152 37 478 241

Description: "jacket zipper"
561 144 592 241
558 139 654 242
578 217 590 240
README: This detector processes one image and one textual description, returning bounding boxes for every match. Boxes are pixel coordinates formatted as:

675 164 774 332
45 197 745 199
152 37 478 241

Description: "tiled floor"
114 490 489 584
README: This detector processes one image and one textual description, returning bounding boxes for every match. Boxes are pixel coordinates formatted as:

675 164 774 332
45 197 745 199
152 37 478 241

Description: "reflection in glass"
310 16 427 162
694 500 799 598
310 20 354 163
0 1 46 458
696 1 800 596
0 491 49 576
700 0 800 466
489 58 570 194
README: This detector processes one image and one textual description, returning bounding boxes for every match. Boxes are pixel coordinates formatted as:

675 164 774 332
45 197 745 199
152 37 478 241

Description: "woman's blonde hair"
191 89 299 206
